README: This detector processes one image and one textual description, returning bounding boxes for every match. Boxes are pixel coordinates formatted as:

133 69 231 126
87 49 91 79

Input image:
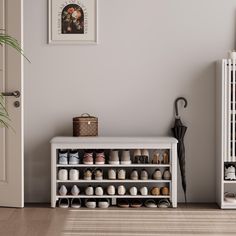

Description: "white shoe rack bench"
51 137 178 208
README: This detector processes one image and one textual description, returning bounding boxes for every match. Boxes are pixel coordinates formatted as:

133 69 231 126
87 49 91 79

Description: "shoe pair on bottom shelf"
59 185 80 196
117 199 170 208
85 199 110 209
58 198 81 208
144 199 171 208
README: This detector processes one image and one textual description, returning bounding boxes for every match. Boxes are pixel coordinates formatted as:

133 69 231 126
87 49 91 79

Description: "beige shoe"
84 168 92 180
121 150 131 165
130 169 138 180
161 186 169 196
163 169 171 180
118 185 126 195
108 168 116 180
85 186 94 196
94 169 103 180
129 186 138 196
162 151 169 164
95 186 103 196
109 150 119 165
152 151 161 164
153 169 162 180
141 169 148 180
118 169 126 180
107 185 115 195
151 187 160 196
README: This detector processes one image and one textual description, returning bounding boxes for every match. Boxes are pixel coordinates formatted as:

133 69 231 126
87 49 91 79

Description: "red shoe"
83 151 93 165
95 150 105 164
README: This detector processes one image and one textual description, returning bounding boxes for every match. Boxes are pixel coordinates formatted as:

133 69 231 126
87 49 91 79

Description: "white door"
0 0 24 207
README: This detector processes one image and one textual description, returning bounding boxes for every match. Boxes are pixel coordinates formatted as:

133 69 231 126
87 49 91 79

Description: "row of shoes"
58 149 169 165
58 185 170 196
58 168 171 181
118 199 171 208
58 198 171 209
58 198 110 209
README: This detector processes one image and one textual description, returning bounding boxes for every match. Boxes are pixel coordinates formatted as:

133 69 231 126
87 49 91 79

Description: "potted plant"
0 29 29 128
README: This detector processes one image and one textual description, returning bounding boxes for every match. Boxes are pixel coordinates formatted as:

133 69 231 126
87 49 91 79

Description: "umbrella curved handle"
175 97 187 117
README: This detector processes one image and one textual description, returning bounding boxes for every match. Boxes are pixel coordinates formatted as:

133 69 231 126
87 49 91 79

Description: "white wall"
24 0 236 202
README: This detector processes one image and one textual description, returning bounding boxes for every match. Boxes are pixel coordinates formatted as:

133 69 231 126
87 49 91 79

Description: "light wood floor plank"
0 204 236 236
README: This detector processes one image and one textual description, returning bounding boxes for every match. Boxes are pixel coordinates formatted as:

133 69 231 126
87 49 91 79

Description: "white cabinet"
216 59 236 208
50 137 178 208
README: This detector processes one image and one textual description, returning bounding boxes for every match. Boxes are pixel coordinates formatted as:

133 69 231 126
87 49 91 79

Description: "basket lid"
73 113 97 121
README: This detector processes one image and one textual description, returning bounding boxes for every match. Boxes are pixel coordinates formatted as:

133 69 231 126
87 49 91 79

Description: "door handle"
1 90 21 98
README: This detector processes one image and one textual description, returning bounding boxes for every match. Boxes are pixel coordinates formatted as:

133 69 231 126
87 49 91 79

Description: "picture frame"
48 0 98 44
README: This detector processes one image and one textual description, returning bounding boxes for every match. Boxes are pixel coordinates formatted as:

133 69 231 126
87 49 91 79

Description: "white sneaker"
59 185 68 196
225 165 236 180
58 150 68 165
140 186 148 196
107 185 115 195
121 150 131 165
95 186 103 196
85 186 94 196
118 169 126 180
71 198 81 208
69 169 79 180
129 186 138 196
118 185 126 195
71 185 80 196
69 150 80 165
108 169 116 180
109 150 120 165
58 169 68 181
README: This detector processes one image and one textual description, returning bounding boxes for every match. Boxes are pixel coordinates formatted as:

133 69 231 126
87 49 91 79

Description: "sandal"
58 198 69 208
85 198 96 208
98 199 110 208
118 199 129 208
130 200 142 208
71 198 81 208
224 192 236 203
158 199 171 208
144 199 157 208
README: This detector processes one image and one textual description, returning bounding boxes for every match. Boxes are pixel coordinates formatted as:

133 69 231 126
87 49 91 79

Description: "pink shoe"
83 151 93 165
95 150 105 164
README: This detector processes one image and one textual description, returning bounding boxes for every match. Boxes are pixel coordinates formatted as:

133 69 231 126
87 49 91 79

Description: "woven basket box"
73 113 98 137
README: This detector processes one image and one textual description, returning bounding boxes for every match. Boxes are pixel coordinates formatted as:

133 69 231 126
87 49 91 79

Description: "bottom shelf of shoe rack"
51 137 178 209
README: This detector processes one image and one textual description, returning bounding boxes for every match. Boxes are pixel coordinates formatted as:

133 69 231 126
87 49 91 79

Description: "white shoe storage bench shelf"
51 137 178 208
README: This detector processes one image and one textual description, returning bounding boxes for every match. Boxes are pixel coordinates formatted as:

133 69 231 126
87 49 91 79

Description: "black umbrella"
172 97 188 203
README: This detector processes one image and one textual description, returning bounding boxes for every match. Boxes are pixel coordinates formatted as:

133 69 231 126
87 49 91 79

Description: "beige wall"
24 0 236 202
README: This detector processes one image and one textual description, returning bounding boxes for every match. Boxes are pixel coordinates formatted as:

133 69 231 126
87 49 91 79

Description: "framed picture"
48 0 97 44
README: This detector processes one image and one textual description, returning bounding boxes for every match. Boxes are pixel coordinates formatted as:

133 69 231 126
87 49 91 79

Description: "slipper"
158 199 171 208
85 199 96 208
98 199 110 208
58 198 69 208
130 200 142 208
144 199 157 208
118 199 129 208
71 198 81 208
224 192 236 203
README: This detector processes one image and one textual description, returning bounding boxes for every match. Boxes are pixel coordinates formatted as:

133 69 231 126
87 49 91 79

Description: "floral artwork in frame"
48 0 97 44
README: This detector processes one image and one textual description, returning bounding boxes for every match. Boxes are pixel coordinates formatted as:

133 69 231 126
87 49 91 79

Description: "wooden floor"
0 204 236 236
